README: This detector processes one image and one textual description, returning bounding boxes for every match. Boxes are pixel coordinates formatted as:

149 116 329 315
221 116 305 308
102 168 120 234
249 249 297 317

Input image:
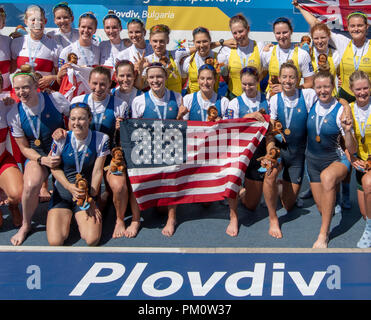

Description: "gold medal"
284 128 291 136
34 139 41 146
315 135 321 143
361 137 366 145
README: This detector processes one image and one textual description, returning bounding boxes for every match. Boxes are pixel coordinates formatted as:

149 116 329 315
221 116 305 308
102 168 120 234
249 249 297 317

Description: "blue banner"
0 250 370 300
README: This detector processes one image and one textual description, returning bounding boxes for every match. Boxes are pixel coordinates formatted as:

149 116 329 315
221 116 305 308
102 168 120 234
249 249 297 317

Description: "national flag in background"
297 0 371 31
120 117 269 211
59 65 92 101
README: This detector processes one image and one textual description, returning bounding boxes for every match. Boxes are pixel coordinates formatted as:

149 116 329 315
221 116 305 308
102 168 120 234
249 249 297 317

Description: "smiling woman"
10 5 59 89
58 11 100 68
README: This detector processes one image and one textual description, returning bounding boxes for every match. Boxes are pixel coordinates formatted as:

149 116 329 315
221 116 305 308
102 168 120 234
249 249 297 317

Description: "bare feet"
268 217 282 238
162 218 176 237
10 224 31 246
9 204 22 227
125 221 141 238
312 233 329 248
226 216 239 237
112 219 126 238
39 187 52 203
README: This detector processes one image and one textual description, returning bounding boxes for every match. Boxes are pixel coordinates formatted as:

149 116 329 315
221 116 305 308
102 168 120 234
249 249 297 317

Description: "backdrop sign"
3 1 370 45
0 250 370 300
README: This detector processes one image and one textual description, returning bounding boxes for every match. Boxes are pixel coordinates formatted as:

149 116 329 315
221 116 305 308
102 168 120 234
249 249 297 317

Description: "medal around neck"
34 139 41 146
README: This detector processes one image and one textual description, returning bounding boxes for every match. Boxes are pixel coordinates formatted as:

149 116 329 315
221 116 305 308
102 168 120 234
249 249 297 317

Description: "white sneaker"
357 218 371 248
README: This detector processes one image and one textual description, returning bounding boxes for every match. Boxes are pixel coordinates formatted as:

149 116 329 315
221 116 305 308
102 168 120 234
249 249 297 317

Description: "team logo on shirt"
308 62 314 72
52 142 57 154
363 58 370 64
58 58 65 68
102 140 109 153
225 109 234 119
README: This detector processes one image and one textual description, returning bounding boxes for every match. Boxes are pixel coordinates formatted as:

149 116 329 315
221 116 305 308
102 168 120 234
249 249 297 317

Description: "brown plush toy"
257 147 281 175
75 173 92 208
204 57 224 73
269 75 280 97
317 53 330 71
67 52 79 64
110 147 126 173
270 120 286 143
207 105 221 122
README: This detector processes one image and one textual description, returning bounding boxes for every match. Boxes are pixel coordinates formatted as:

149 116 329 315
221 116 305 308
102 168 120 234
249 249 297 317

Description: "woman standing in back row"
293 1 370 102
217 14 265 99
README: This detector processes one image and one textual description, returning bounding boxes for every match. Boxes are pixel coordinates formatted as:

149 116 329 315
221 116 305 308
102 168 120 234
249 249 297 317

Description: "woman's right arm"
51 167 84 200
14 136 61 168
292 0 320 28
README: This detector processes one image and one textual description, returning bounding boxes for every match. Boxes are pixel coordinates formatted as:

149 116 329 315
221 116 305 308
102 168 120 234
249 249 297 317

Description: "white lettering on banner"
26 265 41 290
113 9 140 19
142 10 175 20
69 262 342 297
326 265 341 290
142 271 184 297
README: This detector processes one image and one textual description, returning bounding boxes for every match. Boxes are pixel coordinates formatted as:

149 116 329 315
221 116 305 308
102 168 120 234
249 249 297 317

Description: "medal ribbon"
90 96 107 132
283 93 296 131
27 35 42 70
77 43 94 66
71 130 92 174
315 102 335 137
23 101 42 142
353 41 368 71
354 100 371 142
150 90 168 120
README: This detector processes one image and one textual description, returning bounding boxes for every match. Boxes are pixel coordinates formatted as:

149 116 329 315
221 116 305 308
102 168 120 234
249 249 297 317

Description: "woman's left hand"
243 111 266 122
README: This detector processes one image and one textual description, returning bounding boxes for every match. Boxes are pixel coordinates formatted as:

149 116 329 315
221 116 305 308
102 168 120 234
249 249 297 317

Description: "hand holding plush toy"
270 120 286 143
257 147 281 175
110 147 126 175
75 174 92 209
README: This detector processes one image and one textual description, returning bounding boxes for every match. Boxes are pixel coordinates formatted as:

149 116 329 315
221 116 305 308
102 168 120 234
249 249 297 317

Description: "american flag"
297 0 371 31
120 117 269 210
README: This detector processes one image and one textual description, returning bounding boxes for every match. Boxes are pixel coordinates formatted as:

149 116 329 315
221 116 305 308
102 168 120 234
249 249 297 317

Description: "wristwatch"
219 39 224 46
37 156 43 165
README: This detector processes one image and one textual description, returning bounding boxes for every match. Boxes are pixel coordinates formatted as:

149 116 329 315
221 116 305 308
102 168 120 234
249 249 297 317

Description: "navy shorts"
48 182 83 214
306 153 350 183
280 150 305 185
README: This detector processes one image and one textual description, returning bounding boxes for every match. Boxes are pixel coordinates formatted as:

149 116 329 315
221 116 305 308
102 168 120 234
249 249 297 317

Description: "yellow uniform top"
188 51 219 93
227 41 261 96
339 40 371 96
351 101 371 161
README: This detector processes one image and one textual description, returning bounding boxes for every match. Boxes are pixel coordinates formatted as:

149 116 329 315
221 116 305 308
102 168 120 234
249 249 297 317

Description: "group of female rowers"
0 1 370 248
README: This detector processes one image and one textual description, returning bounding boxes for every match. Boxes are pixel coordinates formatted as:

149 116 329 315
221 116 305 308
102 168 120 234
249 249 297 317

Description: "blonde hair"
349 70 371 89
12 64 38 83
